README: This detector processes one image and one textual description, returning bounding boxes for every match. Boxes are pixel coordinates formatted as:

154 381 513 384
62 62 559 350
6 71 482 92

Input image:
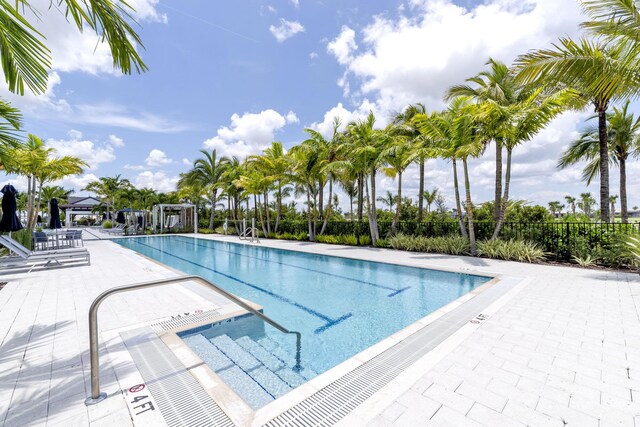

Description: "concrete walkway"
0 234 639 426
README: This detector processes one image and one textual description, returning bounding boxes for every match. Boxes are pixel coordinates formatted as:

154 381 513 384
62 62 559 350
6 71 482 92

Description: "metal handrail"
84 274 301 405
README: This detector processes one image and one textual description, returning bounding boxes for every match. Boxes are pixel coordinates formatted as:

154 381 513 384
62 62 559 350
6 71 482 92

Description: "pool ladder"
84 275 301 405
238 218 261 243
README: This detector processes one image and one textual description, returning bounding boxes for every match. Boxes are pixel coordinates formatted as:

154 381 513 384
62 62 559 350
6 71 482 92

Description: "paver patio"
0 234 638 426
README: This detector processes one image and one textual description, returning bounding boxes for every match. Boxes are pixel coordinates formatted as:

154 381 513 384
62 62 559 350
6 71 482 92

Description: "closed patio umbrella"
116 210 125 224
49 198 62 229
0 184 23 234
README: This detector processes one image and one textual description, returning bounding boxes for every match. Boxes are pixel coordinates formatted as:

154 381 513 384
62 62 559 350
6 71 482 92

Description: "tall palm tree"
84 174 131 222
548 201 564 217
288 144 321 241
558 100 639 222
338 175 357 221
382 124 414 232
515 37 638 222
446 59 519 222
609 194 618 221
565 196 577 216
393 103 430 221
5 134 85 230
345 112 385 245
423 188 439 213
579 192 597 217
181 149 229 230
376 191 396 212
41 185 73 221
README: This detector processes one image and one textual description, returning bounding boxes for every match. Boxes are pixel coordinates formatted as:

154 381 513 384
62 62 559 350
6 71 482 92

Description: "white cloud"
289 0 300 7
309 51 319 60
329 0 583 116
269 19 305 42
135 171 179 193
127 0 168 23
46 130 118 170
145 149 173 167
203 109 298 158
182 158 191 166
124 164 146 171
71 103 189 133
56 173 100 192
327 26 358 65
108 135 125 147
309 102 364 138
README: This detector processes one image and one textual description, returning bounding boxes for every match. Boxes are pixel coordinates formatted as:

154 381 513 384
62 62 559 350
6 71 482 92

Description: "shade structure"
49 198 62 229
0 184 23 232
116 210 126 224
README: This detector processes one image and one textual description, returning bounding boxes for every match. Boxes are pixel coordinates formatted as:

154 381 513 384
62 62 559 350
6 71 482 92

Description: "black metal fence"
265 220 640 262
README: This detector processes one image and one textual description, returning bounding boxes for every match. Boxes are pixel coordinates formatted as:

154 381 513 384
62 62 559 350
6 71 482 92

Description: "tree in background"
565 196 577 216
548 201 564 217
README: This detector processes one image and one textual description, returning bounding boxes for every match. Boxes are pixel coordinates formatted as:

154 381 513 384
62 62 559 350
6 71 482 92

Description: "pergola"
60 196 103 226
152 203 198 234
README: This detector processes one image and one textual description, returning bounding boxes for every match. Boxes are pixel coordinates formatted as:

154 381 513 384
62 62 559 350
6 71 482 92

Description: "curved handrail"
85 275 301 405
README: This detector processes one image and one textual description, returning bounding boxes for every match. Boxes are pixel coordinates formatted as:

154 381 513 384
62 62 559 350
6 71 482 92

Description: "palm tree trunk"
369 167 379 245
349 193 353 221
275 183 282 233
463 158 476 256
597 108 610 222
306 185 315 241
494 140 502 222
452 160 468 239
492 147 512 240
357 173 364 221
257 194 268 237
208 193 216 230
620 157 628 223
392 171 402 233
318 178 324 221
320 176 333 235
417 159 424 221
264 190 271 235
253 194 258 220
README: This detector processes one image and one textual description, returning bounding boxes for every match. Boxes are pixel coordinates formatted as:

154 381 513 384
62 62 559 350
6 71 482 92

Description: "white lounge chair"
0 235 90 271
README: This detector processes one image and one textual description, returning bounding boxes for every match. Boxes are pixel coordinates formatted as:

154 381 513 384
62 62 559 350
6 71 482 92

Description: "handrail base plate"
84 392 107 406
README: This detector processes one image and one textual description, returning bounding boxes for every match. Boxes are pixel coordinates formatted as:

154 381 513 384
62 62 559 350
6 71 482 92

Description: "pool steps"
183 333 317 409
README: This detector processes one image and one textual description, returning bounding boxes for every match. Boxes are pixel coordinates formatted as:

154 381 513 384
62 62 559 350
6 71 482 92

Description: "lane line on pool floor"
170 235 411 298
131 240 353 334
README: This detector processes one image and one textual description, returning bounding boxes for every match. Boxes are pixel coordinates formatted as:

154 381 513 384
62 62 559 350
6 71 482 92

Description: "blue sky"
3 0 640 211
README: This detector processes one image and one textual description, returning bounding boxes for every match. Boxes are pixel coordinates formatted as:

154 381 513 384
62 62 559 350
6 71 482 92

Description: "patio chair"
0 235 90 271
104 224 125 235
32 231 49 251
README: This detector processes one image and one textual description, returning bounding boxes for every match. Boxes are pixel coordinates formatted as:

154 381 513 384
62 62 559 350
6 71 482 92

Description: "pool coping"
109 235 528 426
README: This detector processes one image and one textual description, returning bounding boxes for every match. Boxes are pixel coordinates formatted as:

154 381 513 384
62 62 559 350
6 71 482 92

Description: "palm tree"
515 37 638 222
41 185 73 222
393 103 430 221
565 196 577 216
84 174 131 222
558 101 639 223
339 176 357 221
382 125 414 232
579 192 597 217
423 188 439 213
376 191 396 212
345 112 385 245
548 201 564 217
288 144 321 241
4 134 85 230
446 59 520 222
609 194 618 221
181 149 229 230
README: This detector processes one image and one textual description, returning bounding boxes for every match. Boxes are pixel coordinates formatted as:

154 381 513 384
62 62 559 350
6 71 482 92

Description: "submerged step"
257 337 318 381
236 336 308 388
182 334 274 409
210 335 292 398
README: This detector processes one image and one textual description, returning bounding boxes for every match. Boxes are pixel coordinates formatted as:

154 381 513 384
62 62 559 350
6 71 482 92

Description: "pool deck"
1 233 639 426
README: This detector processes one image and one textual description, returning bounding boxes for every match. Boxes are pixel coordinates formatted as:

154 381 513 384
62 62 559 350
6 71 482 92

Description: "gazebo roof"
60 196 104 210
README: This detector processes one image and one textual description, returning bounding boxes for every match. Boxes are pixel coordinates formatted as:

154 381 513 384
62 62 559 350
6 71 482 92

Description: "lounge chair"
103 224 125 235
0 235 90 271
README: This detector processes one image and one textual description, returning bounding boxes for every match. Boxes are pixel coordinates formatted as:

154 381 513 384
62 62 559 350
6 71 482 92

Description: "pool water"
115 236 489 408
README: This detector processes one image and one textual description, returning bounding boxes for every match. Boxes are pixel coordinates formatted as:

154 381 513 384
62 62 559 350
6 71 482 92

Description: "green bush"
275 232 308 241
388 234 470 255
213 226 236 234
102 220 113 229
476 239 546 263
11 229 33 251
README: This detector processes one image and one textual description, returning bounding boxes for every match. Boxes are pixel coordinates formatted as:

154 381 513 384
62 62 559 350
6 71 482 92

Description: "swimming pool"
114 236 490 409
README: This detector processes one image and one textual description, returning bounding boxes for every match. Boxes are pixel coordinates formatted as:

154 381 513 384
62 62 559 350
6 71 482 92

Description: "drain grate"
263 277 518 427
122 328 235 427
150 309 222 332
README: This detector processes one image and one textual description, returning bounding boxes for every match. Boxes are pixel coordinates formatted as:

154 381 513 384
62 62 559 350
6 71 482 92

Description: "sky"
2 0 640 212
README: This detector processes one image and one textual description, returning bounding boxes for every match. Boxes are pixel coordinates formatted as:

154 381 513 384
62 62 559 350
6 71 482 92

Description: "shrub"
102 220 113 229
199 228 215 234
315 234 372 246
387 234 470 255
275 232 308 241
11 229 33 251
214 226 236 234
476 239 546 263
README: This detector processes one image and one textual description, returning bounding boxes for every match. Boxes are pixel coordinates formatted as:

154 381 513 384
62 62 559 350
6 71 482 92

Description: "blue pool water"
115 236 489 408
